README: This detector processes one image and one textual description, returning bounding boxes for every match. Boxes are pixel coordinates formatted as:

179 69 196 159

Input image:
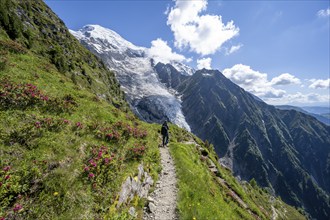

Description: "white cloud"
225 44 243 55
309 78 330 89
197 57 212 69
167 0 239 56
164 5 170 15
317 8 330 17
265 92 330 105
148 38 188 64
223 64 329 105
270 73 301 86
223 64 286 98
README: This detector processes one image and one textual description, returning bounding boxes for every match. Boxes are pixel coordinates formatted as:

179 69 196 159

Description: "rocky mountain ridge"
167 68 330 219
276 105 330 125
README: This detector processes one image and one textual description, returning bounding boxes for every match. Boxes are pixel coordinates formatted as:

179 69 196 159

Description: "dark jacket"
161 122 169 136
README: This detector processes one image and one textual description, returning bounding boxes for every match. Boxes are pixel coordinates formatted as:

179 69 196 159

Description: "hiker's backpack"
161 124 168 135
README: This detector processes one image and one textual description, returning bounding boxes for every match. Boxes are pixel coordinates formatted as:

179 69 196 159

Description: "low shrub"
0 80 77 113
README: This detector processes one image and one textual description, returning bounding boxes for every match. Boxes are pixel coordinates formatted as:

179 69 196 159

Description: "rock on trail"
143 146 178 220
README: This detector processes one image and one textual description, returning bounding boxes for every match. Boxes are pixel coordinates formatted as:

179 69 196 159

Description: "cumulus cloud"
265 92 330 105
309 78 330 89
223 64 286 98
197 57 212 69
148 38 188 64
167 0 239 55
225 44 243 55
223 64 329 105
270 73 301 86
317 8 330 17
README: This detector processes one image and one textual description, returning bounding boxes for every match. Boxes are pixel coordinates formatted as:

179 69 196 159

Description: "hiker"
161 121 169 147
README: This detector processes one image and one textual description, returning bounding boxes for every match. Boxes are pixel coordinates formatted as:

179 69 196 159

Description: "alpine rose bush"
0 80 77 113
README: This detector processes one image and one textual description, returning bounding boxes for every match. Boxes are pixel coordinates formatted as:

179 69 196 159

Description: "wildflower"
53 192 59 196
84 166 90 172
0 182 2 187
76 122 83 129
106 133 113 141
5 175 10 180
41 95 49 101
104 157 110 164
13 204 23 212
88 173 95 178
35 121 41 128
3 166 11 172
89 160 97 167
193 217 196 220
63 119 70 124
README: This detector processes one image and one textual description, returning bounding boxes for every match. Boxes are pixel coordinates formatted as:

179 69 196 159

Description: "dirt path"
143 146 178 220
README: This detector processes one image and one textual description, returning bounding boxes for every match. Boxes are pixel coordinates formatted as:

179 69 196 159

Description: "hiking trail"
143 146 178 220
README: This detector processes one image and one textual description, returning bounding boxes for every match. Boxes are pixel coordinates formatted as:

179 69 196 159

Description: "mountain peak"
70 24 145 53
71 25 195 76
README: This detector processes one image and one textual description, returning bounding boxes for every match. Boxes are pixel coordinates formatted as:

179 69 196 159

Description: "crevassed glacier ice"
70 25 191 131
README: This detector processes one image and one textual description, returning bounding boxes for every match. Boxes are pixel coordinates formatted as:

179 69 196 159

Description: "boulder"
129 207 136 217
117 177 133 207
117 164 154 207
148 202 157 214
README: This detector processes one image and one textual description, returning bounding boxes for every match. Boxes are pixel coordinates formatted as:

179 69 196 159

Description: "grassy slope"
0 38 163 219
169 125 305 220
0 0 161 217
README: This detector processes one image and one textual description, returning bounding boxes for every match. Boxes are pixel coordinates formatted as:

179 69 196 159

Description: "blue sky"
45 0 329 106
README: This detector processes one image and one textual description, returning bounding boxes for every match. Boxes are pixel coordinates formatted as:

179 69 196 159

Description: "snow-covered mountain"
70 25 192 131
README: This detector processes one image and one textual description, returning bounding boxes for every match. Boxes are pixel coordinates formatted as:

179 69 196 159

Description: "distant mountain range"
301 106 330 115
72 25 330 219
276 105 330 125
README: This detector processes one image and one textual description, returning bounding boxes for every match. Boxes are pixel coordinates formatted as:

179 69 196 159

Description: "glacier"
70 25 192 131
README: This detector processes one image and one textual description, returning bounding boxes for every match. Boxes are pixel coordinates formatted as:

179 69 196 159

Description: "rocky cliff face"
154 63 189 90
